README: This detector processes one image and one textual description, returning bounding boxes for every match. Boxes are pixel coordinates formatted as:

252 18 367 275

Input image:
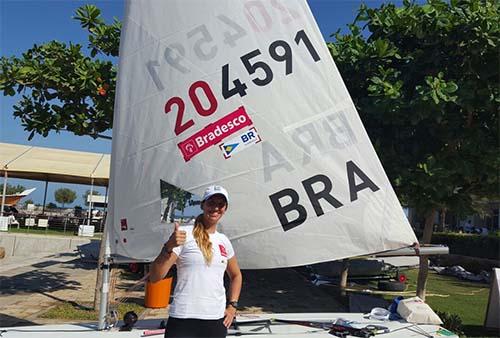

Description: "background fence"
5 212 105 236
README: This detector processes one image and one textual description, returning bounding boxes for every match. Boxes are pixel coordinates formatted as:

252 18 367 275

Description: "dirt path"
0 253 97 327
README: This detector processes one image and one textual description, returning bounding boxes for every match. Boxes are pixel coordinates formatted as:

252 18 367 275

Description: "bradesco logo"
178 106 253 161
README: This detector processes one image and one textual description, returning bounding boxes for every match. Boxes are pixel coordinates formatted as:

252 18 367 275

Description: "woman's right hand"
165 222 186 253
151 224 183 282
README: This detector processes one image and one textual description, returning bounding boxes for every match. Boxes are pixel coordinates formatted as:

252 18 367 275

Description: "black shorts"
164 316 227 338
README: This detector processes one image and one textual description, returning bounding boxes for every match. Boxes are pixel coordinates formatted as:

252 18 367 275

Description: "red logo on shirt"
219 244 227 257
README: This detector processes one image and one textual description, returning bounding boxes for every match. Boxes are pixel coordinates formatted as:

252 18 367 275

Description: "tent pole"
41 180 48 214
102 185 109 232
1 171 7 216
104 186 108 213
87 178 94 226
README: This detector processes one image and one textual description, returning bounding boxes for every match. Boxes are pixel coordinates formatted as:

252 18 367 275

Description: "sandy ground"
0 253 346 327
114 266 347 320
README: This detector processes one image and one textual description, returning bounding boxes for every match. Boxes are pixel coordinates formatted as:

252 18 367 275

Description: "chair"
38 218 49 228
25 218 36 227
0 216 9 231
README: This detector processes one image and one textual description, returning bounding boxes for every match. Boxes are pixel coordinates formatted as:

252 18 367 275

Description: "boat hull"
0 313 458 337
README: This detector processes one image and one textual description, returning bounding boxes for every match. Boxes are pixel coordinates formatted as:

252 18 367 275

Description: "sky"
0 0 399 210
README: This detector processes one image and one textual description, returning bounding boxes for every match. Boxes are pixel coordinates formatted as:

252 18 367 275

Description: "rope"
106 269 150 327
111 271 148 304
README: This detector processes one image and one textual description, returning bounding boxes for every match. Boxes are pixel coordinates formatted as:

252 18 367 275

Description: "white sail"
108 0 417 268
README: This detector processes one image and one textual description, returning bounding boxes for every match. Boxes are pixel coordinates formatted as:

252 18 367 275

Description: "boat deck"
1 313 458 337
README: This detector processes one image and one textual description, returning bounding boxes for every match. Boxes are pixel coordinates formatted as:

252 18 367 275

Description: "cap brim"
202 192 228 202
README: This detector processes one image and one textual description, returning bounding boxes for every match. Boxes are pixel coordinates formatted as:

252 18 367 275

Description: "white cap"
201 185 229 203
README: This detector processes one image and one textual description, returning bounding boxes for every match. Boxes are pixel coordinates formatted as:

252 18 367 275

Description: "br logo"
241 130 257 143
223 143 239 156
220 127 261 159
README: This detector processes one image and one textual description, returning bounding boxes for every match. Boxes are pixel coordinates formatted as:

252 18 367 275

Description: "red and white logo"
178 106 253 161
219 244 227 257
180 140 199 156
120 218 128 231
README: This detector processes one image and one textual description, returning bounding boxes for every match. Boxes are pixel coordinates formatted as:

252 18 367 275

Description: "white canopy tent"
0 142 110 216
0 142 109 185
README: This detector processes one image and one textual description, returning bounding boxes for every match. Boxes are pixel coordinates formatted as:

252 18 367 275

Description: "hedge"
430 233 500 260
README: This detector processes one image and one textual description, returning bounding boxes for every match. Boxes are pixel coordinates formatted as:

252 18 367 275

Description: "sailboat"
0 188 36 207
1 1 456 337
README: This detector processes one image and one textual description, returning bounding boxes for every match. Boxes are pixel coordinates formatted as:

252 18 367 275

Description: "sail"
108 0 417 268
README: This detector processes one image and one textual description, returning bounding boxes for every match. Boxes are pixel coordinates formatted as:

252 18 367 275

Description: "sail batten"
107 0 417 268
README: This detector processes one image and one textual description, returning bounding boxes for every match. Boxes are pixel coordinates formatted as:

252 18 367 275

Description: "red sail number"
165 81 218 136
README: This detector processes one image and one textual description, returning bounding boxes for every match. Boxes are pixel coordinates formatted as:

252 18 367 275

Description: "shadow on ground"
463 325 500 337
237 268 347 313
39 292 93 311
0 313 39 327
59 259 96 271
0 270 82 295
111 296 145 307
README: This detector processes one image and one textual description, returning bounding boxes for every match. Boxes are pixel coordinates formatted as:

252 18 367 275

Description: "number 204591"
164 29 321 136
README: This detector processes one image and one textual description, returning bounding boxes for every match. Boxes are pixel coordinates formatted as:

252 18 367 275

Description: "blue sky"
0 0 396 209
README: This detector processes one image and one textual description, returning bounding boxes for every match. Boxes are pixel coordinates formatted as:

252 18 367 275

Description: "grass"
378 269 496 337
400 269 489 326
8 227 74 237
41 301 145 321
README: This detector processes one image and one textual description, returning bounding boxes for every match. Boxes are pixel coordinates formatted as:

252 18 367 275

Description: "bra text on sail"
269 161 380 231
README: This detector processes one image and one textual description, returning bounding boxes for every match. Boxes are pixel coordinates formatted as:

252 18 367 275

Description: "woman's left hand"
223 306 237 328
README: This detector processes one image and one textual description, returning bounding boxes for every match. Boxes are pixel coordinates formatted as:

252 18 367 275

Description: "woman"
150 185 242 338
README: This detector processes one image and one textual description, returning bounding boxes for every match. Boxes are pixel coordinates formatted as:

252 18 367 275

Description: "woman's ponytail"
193 214 213 265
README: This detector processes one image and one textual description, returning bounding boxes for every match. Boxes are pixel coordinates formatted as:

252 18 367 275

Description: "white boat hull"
0 313 458 337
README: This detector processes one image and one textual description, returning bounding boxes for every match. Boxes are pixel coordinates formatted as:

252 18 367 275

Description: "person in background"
150 185 242 338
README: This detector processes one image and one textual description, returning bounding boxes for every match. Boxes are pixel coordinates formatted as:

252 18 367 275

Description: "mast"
98 234 111 330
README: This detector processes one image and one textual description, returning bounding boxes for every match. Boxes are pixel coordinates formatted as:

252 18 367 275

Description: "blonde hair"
193 214 213 265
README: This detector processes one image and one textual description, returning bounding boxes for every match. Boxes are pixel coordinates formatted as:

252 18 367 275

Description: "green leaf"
443 82 458 93
5 87 16 96
18 66 34 75
431 91 439 104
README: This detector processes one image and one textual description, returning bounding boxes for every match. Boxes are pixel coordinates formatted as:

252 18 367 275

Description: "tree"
54 188 77 208
45 202 58 210
0 5 119 140
83 189 101 206
0 183 26 195
23 199 34 207
160 180 193 222
3 0 498 302
330 0 499 299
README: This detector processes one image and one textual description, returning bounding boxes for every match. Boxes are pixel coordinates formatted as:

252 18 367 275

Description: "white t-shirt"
169 225 235 319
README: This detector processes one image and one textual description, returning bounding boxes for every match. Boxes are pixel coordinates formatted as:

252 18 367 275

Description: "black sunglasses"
204 198 227 208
